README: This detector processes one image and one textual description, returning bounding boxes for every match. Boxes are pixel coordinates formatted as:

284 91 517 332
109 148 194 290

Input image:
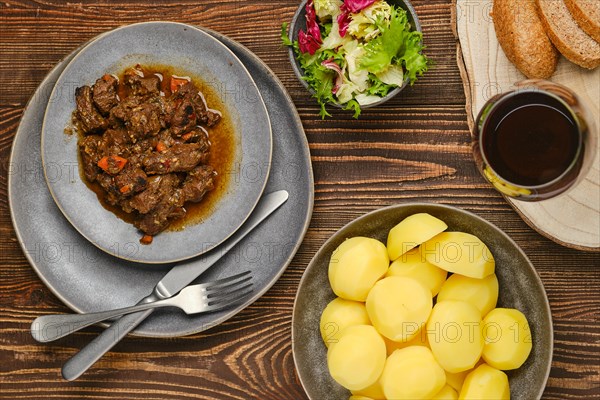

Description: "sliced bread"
564 0 600 43
492 0 559 79
536 0 600 69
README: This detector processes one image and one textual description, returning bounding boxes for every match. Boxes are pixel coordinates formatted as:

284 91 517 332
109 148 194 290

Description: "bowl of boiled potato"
292 203 552 400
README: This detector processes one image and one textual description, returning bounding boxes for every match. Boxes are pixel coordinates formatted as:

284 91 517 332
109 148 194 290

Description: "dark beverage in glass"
473 80 596 201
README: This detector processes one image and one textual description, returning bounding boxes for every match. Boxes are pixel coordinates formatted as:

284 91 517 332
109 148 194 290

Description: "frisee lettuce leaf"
282 23 336 118
397 31 428 84
299 55 337 118
321 21 334 38
360 7 408 73
366 73 393 97
344 99 361 118
314 0 343 20
281 22 293 46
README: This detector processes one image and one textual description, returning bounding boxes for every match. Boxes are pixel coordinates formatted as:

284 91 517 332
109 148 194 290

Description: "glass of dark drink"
473 79 597 201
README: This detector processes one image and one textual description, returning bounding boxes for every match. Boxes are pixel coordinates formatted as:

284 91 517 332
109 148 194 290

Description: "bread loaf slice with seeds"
492 0 559 79
536 0 600 69
564 0 600 43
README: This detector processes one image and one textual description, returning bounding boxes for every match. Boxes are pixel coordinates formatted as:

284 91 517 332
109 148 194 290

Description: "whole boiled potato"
444 360 483 393
351 380 385 399
328 237 389 301
383 330 429 356
482 308 532 370
380 346 447 399
387 213 448 261
437 273 499 316
366 276 432 342
327 325 386 391
432 384 459 400
445 370 469 393
427 300 484 373
320 297 370 347
423 232 495 279
386 247 448 296
459 363 510 400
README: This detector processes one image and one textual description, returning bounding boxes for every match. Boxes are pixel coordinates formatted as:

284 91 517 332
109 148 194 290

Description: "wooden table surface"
0 1 598 399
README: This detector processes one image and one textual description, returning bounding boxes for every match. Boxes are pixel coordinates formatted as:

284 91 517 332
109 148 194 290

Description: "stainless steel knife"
60 189 289 381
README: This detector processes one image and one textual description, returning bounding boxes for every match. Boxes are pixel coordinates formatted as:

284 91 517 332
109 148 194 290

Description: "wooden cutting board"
453 0 600 251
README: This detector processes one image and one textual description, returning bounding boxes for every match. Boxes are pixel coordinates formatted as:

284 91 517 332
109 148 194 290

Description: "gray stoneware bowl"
287 0 422 110
41 22 272 264
292 203 553 399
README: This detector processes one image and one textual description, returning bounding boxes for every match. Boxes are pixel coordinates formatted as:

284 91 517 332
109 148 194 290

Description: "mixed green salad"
282 0 429 118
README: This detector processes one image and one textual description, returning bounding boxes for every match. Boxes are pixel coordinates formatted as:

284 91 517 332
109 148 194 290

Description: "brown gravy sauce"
79 64 237 232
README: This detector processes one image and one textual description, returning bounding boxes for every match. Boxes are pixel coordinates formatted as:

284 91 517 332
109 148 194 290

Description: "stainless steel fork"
31 271 252 343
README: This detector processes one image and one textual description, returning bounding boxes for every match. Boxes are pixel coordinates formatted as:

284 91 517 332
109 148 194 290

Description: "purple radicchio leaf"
321 58 344 94
337 8 352 37
299 0 323 54
299 30 322 54
343 0 377 13
305 0 322 40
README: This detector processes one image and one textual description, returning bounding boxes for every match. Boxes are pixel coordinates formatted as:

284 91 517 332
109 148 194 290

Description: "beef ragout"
73 64 223 245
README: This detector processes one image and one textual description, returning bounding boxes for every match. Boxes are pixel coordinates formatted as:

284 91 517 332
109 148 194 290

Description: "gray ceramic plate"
41 22 272 264
293 203 552 400
9 27 313 337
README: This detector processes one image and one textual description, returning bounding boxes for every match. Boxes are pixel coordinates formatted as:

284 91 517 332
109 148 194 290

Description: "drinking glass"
472 79 597 201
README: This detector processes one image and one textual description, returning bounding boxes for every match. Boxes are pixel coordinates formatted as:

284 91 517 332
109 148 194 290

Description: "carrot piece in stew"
170 77 189 93
156 142 167 152
119 184 133 194
140 235 153 245
97 155 128 174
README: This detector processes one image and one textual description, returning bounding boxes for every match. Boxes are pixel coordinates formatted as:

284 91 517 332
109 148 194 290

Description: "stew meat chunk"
73 65 221 243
